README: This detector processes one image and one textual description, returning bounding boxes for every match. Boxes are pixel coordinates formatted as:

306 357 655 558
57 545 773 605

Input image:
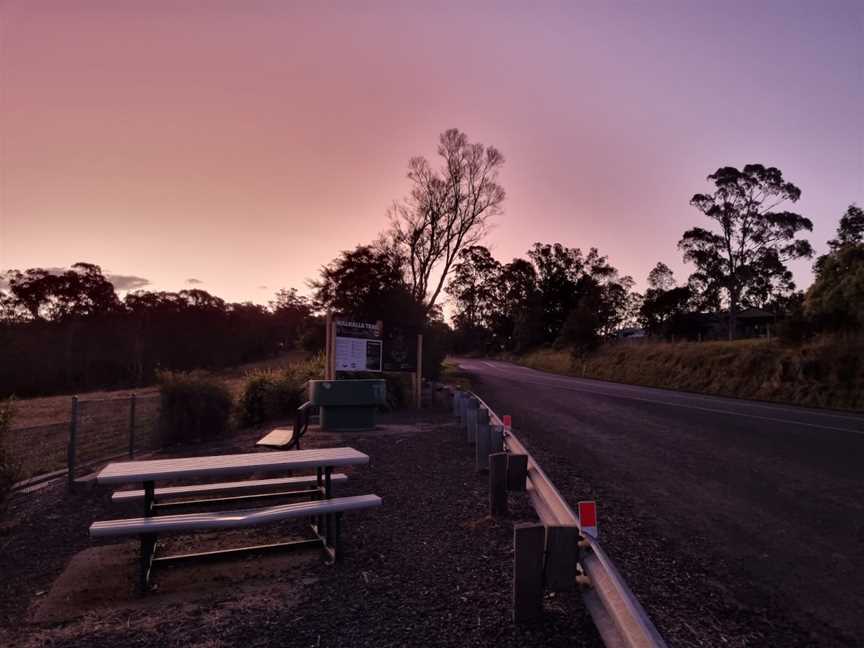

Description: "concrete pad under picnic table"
29 540 320 625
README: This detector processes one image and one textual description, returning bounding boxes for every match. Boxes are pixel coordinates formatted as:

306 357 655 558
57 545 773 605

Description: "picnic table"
90 447 381 589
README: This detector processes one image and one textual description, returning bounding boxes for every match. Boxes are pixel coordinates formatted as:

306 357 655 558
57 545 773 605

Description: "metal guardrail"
454 387 667 648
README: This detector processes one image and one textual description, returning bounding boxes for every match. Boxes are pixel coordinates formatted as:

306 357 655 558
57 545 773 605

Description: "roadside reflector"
578 501 598 538
503 415 512 434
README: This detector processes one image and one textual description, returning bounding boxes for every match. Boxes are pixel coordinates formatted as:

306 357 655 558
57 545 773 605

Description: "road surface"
457 358 864 646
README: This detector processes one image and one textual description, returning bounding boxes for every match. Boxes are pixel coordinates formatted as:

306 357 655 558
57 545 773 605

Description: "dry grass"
8 350 312 430
512 336 864 411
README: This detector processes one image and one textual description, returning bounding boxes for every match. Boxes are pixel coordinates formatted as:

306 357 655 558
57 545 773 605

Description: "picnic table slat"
96 447 369 484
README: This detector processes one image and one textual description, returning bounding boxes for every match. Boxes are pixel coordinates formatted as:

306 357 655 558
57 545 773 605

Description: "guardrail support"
490 423 504 454
544 525 579 591
475 407 490 472
513 523 545 623
506 453 528 491
489 452 508 517
465 397 479 444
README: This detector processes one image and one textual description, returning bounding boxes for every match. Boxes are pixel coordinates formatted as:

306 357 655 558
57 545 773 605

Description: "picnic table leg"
315 468 324 534
143 480 155 517
324 467 333 547
139 481 157 590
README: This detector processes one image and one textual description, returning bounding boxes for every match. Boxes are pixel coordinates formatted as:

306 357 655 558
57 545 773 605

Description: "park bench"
256 401 314 449
90 447 379 589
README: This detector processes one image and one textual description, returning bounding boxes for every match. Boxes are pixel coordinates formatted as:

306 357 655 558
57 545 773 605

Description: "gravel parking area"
1 407 603 648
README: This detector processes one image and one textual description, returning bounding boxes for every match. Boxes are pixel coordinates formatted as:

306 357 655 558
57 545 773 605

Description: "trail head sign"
334 319 383 372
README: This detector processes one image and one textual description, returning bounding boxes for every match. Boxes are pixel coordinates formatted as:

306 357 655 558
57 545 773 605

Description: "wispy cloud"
108 274 150 291
185 278 204 285
258 285 268 290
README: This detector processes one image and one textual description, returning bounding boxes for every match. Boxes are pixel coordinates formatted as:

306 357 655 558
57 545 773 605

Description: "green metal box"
308 379 387 431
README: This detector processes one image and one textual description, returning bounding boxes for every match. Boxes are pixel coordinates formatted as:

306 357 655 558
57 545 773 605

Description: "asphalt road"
457 358 864 646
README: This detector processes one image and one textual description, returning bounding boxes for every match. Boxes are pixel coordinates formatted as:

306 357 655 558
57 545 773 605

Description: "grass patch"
440 358 474 392
511 336 864 411
0 399 17 511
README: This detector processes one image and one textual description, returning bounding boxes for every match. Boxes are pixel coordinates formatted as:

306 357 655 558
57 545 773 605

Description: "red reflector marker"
578 501 598 538
503 415 512 433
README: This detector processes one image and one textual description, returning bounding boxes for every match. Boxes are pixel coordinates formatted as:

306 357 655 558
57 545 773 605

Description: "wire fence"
3 394 162 487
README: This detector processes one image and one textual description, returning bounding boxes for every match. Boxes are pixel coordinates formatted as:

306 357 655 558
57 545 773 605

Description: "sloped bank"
510 336 864 411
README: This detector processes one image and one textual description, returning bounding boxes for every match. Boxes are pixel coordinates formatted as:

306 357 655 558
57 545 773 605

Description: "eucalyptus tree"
679 164 812 339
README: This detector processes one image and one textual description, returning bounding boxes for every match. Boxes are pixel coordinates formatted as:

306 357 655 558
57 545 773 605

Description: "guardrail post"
513 523 545 623
465 397 478 444
66 396 79 492
544 525 579 591
490 422 504 454
475 407 491 471
506 453 528 491
459 394 470 429
489 452 508 517
128 393 137 459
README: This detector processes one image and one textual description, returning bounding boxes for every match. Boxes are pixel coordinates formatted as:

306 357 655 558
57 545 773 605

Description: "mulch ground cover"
0 406 603 648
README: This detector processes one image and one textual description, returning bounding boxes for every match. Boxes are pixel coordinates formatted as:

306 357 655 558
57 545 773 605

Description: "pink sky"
1 1 862 306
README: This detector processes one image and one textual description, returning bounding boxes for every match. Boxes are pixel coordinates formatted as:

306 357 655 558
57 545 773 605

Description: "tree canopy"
679 164 813 338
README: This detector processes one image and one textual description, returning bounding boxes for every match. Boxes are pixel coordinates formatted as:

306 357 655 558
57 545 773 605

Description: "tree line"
0 129 504 397
447 164 862 350
3 131 862 397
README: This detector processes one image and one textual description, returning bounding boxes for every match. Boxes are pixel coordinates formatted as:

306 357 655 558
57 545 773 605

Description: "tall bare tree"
390 129 505 318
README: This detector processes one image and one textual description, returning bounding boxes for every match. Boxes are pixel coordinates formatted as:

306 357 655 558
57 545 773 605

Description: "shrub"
158 371 233 444
238 355 324 426
0 398 17 511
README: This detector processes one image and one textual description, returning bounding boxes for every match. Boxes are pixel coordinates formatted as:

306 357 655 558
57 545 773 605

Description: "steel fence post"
128 393 137 458
67 396 79 492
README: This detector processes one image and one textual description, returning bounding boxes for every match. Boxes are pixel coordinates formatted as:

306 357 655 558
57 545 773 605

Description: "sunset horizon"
2 1 861 306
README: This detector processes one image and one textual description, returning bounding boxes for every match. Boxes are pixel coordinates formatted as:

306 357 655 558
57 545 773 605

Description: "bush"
238 355 324 426
158 372 233 444
0 398 17 511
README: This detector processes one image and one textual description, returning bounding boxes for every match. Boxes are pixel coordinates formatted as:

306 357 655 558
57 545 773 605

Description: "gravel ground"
0 406 604 647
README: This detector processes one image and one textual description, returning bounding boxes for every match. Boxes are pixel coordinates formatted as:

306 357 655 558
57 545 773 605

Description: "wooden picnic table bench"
90 447 381 590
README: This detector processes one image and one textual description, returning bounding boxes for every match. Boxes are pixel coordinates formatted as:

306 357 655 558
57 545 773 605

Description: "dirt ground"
0 406 604 648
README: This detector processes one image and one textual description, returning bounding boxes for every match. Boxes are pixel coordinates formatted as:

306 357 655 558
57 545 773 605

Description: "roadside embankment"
508 336 864 411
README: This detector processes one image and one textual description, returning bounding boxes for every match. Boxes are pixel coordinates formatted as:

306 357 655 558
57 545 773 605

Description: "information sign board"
334 320 382 372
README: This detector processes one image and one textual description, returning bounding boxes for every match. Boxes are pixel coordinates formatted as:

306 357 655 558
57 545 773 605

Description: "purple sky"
1 1 862 306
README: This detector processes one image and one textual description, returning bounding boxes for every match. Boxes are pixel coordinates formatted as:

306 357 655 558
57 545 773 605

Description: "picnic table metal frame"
96 449 365 590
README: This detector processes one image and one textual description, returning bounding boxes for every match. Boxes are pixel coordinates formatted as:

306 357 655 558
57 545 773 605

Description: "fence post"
465 397 478 444
489 452 508 517
513 523 545 623
475 407 490 472
128 393 137 459
67 396 79 492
